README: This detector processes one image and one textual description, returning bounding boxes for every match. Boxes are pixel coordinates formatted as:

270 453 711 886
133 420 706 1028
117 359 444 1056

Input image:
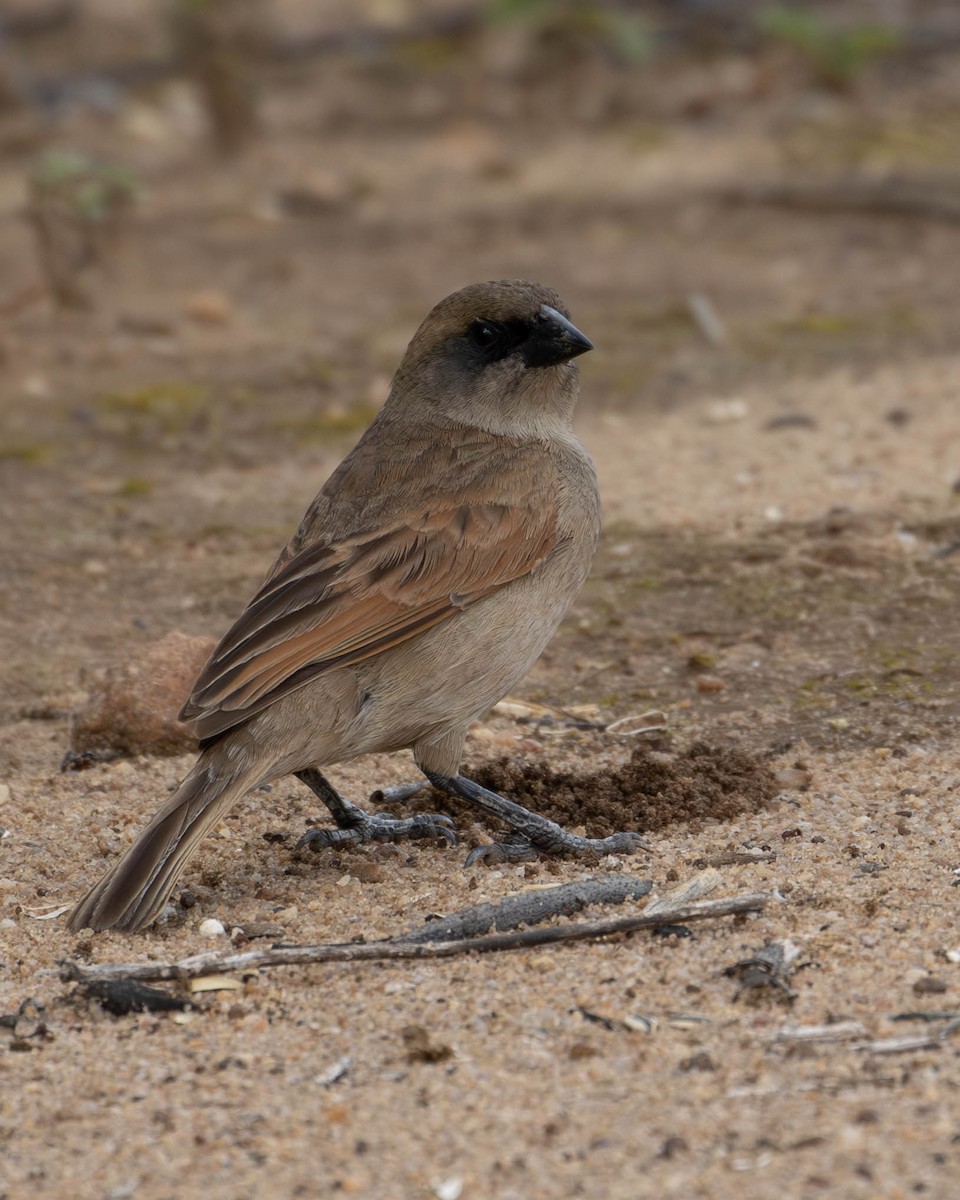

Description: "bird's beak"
522 305 594 369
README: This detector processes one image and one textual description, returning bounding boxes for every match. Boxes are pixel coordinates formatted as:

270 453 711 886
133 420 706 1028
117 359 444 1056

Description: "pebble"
695 674 726 693
913 975 948 995
703 397 749 424
183 289 232 325
764 412 817 431
352 862 385 884
529 954 557 973
775 768 812 790
117 311 176 337
434 1179 464 1200
198 918 226 937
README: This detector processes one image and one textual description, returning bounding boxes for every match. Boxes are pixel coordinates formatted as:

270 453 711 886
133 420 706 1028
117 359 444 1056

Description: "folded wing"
180 455 558 742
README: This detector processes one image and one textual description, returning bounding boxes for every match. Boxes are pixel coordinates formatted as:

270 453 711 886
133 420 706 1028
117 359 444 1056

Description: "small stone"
775 768 811 790
703 398 749 424
22 375 51 399
184 289 232 325
529 954 557 973
352 862 385 884
434 1179 464 1200
679 1051 716 1072
913 975 948 996
695 674 726 693
117 310 176 336
198 918 226 937
402 1024 453 1064
764 412 817 431
273 170 354 215
0 783 10 805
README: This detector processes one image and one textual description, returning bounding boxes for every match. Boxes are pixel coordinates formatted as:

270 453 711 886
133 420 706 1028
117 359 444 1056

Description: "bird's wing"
181 455 559 741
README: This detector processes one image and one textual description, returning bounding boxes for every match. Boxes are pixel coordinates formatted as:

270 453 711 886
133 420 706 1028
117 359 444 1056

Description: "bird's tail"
67 750 262 933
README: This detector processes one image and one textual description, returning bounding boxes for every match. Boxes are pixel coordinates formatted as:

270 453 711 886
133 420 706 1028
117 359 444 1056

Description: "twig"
852 1019 960 1055
60 890 768 984
687 293 728 347
403 875 653 944
690 850 777 868
772 1020 867 1043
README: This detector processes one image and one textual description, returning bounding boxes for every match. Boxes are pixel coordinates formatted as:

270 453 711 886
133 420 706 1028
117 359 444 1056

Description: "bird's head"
386 280 593 438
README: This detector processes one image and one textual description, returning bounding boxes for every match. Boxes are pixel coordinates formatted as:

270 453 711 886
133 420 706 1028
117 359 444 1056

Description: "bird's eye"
467 321 502 351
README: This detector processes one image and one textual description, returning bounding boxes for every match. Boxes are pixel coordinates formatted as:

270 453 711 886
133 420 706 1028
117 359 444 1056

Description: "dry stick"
690 850 776 869
60 891 767 985
402 875 653 944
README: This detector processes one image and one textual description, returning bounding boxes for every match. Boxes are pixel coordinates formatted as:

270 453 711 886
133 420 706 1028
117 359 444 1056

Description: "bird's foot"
295 768 456 851
297 809 457 851
423 771 653 866
464 834 541 866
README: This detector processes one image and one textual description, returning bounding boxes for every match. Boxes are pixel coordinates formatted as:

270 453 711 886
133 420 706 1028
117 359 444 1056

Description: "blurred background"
1 0 959 752
3 1 960 429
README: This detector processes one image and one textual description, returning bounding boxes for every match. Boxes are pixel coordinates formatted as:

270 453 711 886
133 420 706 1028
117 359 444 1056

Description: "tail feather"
67 754 261 933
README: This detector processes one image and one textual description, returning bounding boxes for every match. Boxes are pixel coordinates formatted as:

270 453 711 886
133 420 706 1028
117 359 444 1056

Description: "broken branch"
61 889 768 984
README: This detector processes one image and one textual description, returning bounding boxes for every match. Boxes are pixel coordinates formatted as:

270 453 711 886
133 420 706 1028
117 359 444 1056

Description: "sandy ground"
2 5 960 1198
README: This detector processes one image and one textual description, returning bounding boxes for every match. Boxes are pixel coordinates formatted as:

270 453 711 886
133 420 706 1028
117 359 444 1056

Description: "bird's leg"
294 768 456 851
423 770 653 866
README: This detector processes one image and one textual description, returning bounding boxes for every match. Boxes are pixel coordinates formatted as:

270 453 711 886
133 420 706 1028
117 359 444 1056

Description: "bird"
67 279 649 933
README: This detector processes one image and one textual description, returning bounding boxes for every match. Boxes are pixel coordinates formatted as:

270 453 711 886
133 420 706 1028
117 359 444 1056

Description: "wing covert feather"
180 437 560 741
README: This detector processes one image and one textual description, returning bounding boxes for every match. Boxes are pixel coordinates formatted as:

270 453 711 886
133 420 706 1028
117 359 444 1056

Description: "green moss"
758 7 900 90
285 359 341 388
0 442 54 464
628 575 662 594
394 35 464 71
94 382 211 438
116 477 152 496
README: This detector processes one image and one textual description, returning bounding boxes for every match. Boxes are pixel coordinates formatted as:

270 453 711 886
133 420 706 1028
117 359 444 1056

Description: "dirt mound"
404 741 779 841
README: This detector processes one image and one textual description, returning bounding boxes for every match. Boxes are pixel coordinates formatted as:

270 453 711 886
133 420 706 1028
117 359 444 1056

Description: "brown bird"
68 279 648 933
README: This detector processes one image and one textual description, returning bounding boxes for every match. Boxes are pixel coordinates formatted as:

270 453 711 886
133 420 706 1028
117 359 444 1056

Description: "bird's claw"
463 828 653 867
297 811 457 852
464 838 540 867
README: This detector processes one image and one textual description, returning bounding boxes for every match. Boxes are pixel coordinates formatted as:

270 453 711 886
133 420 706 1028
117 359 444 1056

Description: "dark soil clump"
407 741 779 841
